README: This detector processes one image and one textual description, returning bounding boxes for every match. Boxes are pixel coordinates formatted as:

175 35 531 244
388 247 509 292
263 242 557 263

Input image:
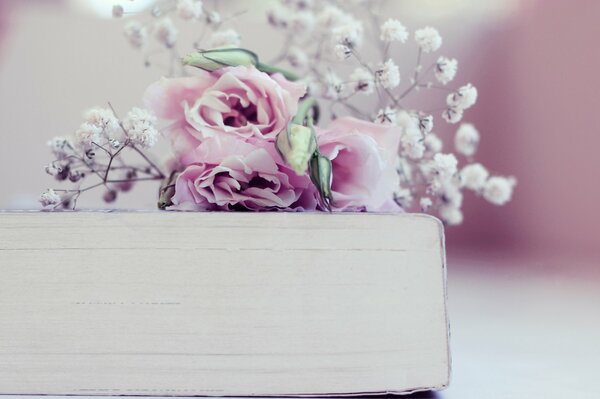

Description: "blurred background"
0 0 599 266
0 2 599 397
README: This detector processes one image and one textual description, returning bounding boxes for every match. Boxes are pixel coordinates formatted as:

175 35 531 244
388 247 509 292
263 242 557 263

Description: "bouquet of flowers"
40 0 515 225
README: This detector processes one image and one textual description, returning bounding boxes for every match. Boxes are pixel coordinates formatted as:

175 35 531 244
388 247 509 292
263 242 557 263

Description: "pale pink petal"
316 117 402 212
143 74 217 120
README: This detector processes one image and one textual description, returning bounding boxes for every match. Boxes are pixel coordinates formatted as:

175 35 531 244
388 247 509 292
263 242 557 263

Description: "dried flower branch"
260 0 515 224
117 0 247 76
40 106 164 209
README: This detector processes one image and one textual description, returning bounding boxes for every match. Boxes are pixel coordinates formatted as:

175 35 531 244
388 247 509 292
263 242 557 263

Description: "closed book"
0 212 450 396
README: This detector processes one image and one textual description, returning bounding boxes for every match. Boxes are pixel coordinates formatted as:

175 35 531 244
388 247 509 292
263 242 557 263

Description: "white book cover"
0 212 450 396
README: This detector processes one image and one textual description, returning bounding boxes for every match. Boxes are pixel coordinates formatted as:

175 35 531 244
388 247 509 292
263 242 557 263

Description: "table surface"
0 249 598 399
436 249 600 399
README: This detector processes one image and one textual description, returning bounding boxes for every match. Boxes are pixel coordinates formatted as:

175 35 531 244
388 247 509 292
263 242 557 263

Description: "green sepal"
182 48 259 71
309 152 333 212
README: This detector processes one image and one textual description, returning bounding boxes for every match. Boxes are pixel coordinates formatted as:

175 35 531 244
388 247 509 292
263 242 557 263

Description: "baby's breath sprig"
116 0 247 77
40 105 165 210
261 0 515 225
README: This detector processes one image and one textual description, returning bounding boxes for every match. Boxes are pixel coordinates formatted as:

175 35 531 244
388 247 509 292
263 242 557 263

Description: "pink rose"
317 117 402 212
143 66 306 159
172 135 319 211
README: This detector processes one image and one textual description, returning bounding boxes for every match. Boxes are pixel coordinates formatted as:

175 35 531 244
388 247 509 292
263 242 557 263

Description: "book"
0 211 449 396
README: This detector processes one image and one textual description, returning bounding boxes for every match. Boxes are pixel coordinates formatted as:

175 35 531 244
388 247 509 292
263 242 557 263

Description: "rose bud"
182 47 299 81
182 48 258 71
276 123 317 176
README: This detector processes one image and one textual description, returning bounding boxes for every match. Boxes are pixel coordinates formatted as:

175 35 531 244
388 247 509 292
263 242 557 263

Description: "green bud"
182 48 259 71
182 47 300 81
309 153 333 211
276 123 317 176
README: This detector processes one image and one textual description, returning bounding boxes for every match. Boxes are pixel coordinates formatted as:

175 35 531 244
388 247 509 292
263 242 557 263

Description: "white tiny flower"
44 161 62 177
483 176 516 205
424 133 443 154
447 83 478 109
460 163 489 191
403 140 426 160
375 107 397 125
154 17 178 48
397 158 413 182
75 123 103 149
39 189 62 207
439 205 463 225
293 0 314 9
124 21 147 48
83 107 116 127
287 46 308 68
83 107 120 140
290 11 315 34
316 5 347 29
435 57 458 85
427 178 463 210
123 107 159 148
267 4 290 28
324 72 344 99
442 107 463 124
420 197 433 211
150 5 163 18
394 187 413 208
47 137 71 159
206 11 221 24
349 68 374 94
414 26 442 53
332 18 363 48
454 123 480 156
401 126 425 160
176 0 203 21
112 5 124 18
396 111 417 130
433 153 458 178
304 78 324 98
380 19 408 43
415 113 433 134
375 59 400 89
440 180 463 208
424 172 442 193
208 29 241 48
334 44 351 60
109 138 122 149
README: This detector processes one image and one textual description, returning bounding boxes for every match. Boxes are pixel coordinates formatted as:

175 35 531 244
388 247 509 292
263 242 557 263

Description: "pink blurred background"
0 0 598 268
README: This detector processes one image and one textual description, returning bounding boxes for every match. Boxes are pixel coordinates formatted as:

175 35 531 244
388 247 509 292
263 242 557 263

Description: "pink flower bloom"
143 66 306 160
172 135 318 211
317 117 402 212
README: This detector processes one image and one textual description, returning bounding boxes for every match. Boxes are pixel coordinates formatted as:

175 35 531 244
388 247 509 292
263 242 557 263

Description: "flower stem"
293 97 319 125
